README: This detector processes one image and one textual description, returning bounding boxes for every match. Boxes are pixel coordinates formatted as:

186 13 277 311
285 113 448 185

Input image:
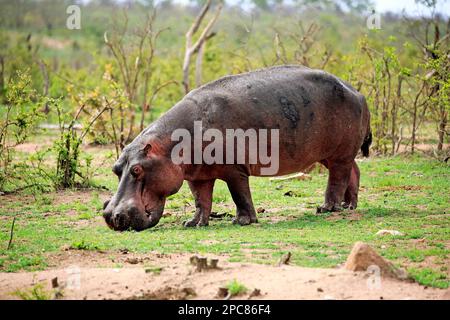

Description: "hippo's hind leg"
226 174 258 226
183 179 215 227
317 159 353 213
343 161 360 210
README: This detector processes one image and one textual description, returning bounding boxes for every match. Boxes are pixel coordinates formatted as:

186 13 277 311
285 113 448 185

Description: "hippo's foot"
342 201 357 210
232 215 258 226
182 219 209 228
316 203 344 214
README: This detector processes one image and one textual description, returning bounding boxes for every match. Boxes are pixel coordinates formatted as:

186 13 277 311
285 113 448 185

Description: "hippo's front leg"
183 180 215 227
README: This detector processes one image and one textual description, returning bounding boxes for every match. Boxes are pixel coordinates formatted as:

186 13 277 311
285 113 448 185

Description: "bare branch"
183 1 223 93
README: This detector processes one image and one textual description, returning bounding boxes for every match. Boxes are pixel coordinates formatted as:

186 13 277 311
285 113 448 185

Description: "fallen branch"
270 172 311 181
7 217 16 250
182 0 223 93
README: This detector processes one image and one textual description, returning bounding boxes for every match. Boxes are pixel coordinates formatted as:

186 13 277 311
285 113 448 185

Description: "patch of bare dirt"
326 210 363 221
14 142 47 153
51 190 111 207
396 143 450 153
1 190 111 208
376 185 426 192
41 37 72 50
0 253 448 300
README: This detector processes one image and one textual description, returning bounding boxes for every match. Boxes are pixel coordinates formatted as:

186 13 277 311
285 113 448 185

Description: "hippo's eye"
130 165 143 177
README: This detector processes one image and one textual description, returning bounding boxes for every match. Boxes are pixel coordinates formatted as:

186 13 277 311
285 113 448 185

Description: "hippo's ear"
143 143 152 157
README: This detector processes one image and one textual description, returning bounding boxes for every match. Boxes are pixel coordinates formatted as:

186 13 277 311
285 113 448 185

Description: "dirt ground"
0 251 448 300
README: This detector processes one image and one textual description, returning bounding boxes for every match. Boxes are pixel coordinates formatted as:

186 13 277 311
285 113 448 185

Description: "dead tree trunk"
437 108 448 151
37 59 50 113
391 76 403 155
182 0 222 94
411 82 427 154
0 56 4 97
195 40 206 88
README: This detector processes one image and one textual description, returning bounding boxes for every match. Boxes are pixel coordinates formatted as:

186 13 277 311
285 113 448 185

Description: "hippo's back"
161 65 369 175
189 65 362 103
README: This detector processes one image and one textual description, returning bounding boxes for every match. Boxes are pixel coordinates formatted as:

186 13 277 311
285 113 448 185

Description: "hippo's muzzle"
103 199 164 231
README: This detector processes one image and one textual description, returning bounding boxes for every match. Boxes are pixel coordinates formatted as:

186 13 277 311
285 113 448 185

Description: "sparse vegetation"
0 0 448 297
13 283 52 300
225 279 248 296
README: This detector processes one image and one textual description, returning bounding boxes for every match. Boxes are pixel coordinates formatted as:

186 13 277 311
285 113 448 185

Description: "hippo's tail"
361 128 372 157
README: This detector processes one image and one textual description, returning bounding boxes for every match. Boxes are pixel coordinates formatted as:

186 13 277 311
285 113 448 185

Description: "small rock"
51 277 59 288
190 255 208 272
344 242 408 280
376 229 404 236
278 252 291 266
217 287 229 298
53 289 64 300
317 288 324 292
60 245 71 251
181 287 197 299
125 257 140 264
257 207 266 213
248 288 261 299
209 259 219 269
190 256 220 271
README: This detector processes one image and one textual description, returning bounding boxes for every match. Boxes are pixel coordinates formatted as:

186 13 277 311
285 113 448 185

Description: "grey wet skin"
103 65 371 231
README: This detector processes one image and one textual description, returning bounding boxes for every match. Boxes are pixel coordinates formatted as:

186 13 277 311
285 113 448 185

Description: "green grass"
0 153 449 289
13 283 52 300
225 279 248 297
145 266 164 275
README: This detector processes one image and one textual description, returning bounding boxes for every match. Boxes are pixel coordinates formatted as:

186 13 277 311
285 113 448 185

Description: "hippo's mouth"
144 205 164 228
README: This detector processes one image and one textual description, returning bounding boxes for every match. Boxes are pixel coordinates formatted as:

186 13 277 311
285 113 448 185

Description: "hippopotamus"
103 65 371 231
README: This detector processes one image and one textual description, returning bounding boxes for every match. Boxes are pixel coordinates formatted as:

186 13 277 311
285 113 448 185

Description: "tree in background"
182 0 223 93
104 8 177 149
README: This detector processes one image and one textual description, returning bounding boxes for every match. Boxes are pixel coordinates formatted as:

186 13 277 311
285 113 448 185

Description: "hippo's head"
103 138 184 231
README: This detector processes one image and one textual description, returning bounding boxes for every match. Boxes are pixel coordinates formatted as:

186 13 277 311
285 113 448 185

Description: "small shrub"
70 240 100 251
13 283 51 300
0 70 44 192
225 279 247 297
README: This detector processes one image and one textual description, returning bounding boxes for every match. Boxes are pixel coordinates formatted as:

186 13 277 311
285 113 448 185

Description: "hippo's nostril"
112 213 130 231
